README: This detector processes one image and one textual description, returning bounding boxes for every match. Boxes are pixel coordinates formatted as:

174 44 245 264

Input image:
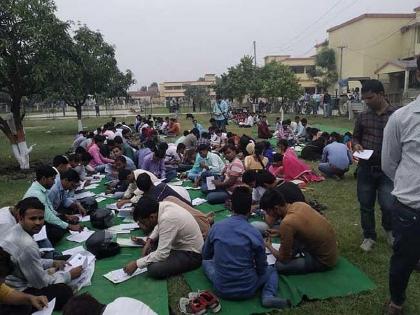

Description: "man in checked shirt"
353 79 398 252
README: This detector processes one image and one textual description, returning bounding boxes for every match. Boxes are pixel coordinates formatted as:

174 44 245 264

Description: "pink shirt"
88 143 114 167
223 158 245 194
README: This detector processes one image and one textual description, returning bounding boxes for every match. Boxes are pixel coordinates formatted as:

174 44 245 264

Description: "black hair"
231 186 252 215
115 156 127 164
136 173 153 192
255 170 276 186
191 128 200 138
272 153 283 163
301 118 307 124
114 136 123 144
177 143 186 151
62 293 105 315
118 169 132 181
94 135 105 143
254 142 265 156
144 140 156 150
277 139 289 149
61 169 80 182
154 143 167 159
183 130 189 137
0 248 13 279
260 188 286 211
242 170 257 185
361 79 385 94
222 143 237 154
198 143 210 152
201 132 209 139
133 197 159 221
81 152 93 162
53 155 69 167
107 139 115 147
35 165 57 181
75 146 87 155
16 197 45 217
68 153 80 163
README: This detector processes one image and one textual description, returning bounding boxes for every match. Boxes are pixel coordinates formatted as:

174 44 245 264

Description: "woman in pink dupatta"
278 139 324 183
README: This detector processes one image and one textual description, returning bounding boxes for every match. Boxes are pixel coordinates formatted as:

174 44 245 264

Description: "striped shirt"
382 95 420 210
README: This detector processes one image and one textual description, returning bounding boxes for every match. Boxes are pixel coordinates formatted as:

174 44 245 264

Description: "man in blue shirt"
202 186 290 309
192 119 206 136
212 96 228 132
318 132 352 179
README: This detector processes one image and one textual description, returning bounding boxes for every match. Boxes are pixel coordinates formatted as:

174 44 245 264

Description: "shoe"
188 290 221 313
179 297 207 315
385 231 395 247
383 301 403 315
360 238 376 252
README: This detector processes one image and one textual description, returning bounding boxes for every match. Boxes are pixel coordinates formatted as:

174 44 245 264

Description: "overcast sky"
54 0 419 89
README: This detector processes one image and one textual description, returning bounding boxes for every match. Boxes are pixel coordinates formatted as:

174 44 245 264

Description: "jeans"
275 251 328 275
323 103 331 117
389 200 420 306
357 164 395 240
187 169 202 181
94 164 106 173
313 101 320 115
318 163 348 178
207 190 229 204
147 250 202 279
164 169 177 183
203 260 279 300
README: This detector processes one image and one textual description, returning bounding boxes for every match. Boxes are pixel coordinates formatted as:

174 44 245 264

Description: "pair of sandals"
179 290 221 315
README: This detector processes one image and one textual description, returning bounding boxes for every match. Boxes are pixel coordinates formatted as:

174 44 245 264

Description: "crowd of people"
0 73 419 314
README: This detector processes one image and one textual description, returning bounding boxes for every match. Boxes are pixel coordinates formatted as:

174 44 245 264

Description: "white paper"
74 191 96 200
85 184 99 190
267 254 277 265
76 180 86 191
33 226 48 242
62 246 85 256
66 228 94 243
169 180 183 186
75 214 91 222
67 251 96 291
192 198 207 206
353 149 374 160
184 186 201 190
265 243 281 254
103 267 147 284
64 253 88 272
32 298 55 315
117 237 146 247
107 202 132 210
95 197 106 203
206 176 216 191
39 248 55 253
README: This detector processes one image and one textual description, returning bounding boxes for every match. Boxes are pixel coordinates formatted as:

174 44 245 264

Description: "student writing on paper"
201 144 245 204
202 187 290 309
0 247 49 315
0 198 82 311
260 189 337 275
123 197 203 279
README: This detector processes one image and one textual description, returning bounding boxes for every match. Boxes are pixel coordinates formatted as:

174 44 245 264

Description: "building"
159 74 216 101
326 7 419 103
264 55 317 93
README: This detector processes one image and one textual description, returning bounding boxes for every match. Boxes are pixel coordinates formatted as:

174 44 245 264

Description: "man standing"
323 92 331 118
353 79 398 252
212 95 228 132
382 57 420 315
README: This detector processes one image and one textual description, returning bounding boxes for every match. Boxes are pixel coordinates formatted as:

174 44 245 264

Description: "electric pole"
253 41 257 67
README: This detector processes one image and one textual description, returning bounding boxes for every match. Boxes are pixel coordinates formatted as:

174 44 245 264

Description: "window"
290 66 305 74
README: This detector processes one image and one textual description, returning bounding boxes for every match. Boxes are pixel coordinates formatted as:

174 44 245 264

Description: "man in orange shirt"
167 118 181 136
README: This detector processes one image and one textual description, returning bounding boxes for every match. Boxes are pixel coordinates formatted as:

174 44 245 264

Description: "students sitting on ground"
186 144 225 184
257 115 272 139
114 136 135 162
192 119 205 135
318 132 352 179
62 293 157 315
68 153 90 182
0 198 82 311
277 119 296 146
88 135 114 173
202 186 290 309
244 141 269 171
52 155 71 176
0 247 50 315
268 153 284 178
183 128 200 164
136 173 191 205
202 144 245 204
300 129 327 161
110 145 136 171
23 166 82 245
295 118 308 141
136 140 155 169
123 197 203 279
167 118 181 136
48 169 86 218
141 143 168 181
260 189 338 275
105 156 131 182
239 112 254 128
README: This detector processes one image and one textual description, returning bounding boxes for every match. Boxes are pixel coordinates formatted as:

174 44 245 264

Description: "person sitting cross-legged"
202 186 290 309
0 197 83 311
123 197 203 279
260 189 338 275
186 144 225 185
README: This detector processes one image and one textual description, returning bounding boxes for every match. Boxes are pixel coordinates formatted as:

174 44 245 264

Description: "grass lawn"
0 112 419 314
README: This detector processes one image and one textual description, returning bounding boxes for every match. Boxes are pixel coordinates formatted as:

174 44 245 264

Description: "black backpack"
86 230 120 259
90 208 114 229
79 197 98 214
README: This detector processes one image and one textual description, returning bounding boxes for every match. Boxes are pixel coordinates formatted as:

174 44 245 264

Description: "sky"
54 0 419 89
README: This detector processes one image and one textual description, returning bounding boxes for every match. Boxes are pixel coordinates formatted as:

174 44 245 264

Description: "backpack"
90 208 114 229
86 230 120 259
79 197 98 214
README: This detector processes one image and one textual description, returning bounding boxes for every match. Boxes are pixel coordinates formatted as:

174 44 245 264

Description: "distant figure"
95 104 100 117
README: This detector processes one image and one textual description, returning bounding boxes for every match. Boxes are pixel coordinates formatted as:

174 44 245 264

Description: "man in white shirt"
0 207 17 235
123 197 203 279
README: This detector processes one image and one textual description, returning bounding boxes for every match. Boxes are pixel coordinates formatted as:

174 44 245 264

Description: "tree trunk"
76 105 83 132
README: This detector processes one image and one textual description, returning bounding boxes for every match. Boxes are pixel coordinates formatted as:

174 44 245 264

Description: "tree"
307 47 338 92
149 82 158 88
0 0 70 169
260 62 302 111
53 26 134 131
183 85 210 111
140 86 147 92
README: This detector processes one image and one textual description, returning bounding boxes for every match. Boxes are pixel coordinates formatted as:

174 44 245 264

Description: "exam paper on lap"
32 298 55 315
67 228 94 243
103 267 147 284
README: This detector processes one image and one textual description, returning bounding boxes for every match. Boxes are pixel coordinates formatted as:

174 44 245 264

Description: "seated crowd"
0 113 344 313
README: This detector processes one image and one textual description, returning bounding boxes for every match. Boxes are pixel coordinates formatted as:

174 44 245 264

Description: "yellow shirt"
0 283 14 302
244 155 268 171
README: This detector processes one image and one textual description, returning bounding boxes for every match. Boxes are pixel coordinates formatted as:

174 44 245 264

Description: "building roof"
375 59 417 74
327 13 416 33
414 6 420 12
314 40 328 48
